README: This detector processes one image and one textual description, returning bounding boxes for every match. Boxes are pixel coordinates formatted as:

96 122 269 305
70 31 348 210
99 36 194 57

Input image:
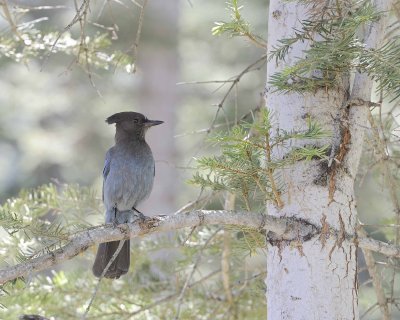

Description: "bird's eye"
133 119 139 123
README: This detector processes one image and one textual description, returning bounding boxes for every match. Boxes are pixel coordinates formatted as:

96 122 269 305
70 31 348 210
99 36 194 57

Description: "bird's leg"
132 206 146 221
113 205 119 227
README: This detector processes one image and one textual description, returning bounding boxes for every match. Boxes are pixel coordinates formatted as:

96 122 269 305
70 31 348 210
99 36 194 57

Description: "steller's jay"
92 111 163 279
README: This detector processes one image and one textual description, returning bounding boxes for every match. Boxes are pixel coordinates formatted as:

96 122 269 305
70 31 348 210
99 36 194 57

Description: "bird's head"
106 111 163 141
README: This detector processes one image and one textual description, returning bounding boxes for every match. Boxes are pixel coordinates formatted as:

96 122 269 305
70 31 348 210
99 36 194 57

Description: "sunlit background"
0 0 266 214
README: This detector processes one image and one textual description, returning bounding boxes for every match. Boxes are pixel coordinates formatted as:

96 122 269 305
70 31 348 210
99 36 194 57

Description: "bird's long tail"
92 208 132 279
92 239 130 279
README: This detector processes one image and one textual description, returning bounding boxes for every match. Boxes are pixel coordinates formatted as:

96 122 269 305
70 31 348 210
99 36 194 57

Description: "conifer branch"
264 130 284 208
0 210 400 286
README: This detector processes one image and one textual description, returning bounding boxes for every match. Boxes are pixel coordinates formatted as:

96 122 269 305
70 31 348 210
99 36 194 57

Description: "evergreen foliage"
212 0 267 48
269 0 400 100
0 184 267 319
0 184 97 266
190 109 329 209
360 39 400 101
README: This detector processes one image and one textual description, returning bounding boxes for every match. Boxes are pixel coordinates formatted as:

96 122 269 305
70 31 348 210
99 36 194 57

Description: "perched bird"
92 111 163 279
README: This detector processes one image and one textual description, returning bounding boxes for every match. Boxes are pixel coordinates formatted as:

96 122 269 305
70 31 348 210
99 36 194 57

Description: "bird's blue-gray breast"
103 140 155 212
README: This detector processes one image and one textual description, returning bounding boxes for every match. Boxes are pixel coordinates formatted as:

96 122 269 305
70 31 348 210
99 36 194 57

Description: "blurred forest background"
0 0 265 212
0 0 399 319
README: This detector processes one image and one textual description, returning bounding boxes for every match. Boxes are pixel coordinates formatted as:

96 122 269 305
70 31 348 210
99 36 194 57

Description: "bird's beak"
144 119 164 127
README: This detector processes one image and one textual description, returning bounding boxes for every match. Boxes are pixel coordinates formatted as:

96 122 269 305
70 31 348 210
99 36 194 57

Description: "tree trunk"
139 0 180 215
265 2 367 319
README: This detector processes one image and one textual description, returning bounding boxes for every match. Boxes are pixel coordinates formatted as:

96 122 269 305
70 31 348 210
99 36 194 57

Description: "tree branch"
358 227 391 320
0 210 399 286
221 193 236 307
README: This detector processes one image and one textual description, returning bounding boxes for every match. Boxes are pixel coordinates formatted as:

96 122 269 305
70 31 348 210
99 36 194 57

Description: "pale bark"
264 2 391 319
0 210 398 287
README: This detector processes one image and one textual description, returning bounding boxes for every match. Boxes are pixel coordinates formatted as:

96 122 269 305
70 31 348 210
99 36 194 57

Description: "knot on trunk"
267 217 319 245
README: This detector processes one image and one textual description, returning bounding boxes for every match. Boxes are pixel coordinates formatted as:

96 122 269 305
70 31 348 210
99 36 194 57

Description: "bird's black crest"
106 112 145 124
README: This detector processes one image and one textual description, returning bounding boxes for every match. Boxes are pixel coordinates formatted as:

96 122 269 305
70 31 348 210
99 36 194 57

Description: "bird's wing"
102 149 112 202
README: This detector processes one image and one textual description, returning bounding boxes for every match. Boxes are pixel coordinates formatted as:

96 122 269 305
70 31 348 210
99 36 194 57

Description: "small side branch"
174 228 220 320
1 0 23 40
221 193 236 306
358 227 391 320
83 238 126 318
41 0 91 70
130 0 148 73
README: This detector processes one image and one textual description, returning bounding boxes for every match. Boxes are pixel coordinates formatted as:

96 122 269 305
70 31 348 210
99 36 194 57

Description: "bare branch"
217 53 268 110
221 193 236 307
358 227 391 320
129 269 221 317
175 228 221 319
0 0 23 41
41 0 91 70
0 210 399 286
177 53 267 134
130 0 148 74
358 236 400 258
83 238 126 318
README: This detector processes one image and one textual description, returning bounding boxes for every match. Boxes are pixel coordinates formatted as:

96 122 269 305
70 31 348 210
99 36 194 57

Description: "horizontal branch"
0 210 398 285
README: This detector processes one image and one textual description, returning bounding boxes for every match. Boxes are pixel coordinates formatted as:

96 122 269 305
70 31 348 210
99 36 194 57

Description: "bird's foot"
132 207 147 222
131 207 161 229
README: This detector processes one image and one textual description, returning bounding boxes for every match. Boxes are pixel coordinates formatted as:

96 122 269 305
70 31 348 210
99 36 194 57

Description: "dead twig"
41 0 91 70
358 226 390 320
221 193 235 306
174 228 221 319
83 239 126 318
129 0 148 73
